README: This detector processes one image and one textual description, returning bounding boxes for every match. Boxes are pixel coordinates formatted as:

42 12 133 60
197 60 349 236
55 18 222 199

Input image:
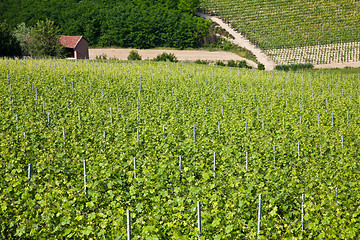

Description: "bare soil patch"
89 48 257 68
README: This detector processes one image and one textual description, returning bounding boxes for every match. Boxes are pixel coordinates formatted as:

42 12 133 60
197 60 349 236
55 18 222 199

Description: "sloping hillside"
200 0 360 65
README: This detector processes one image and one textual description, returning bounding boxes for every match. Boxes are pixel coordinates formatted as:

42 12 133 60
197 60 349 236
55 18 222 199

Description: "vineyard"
200 0 360 65
1 58 360 239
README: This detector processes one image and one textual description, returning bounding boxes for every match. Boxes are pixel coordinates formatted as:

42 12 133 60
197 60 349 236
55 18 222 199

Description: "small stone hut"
59 36 89 59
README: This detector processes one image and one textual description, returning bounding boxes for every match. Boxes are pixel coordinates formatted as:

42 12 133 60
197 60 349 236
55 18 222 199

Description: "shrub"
96 54 107 60
127 50 142 60
275 63 314 71
153 52 177 62
215 60 225 66
227 60 237 67
237 60 248 68
195 59 208 65
258 63 265 70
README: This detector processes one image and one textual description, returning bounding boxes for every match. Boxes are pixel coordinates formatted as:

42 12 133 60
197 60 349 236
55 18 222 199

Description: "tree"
0 21 21 57
177 0 200 14
29 19 65 57
13 22 31 56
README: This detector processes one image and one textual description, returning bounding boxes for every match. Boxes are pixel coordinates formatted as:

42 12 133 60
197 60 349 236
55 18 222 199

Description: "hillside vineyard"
1 59 360 238
200 0 360 65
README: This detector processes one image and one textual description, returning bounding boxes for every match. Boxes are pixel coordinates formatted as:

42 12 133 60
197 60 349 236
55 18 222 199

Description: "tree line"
0 0 211 57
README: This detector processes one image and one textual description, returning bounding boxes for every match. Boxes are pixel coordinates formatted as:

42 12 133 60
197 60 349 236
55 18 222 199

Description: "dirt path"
196 13 277 70
89 48 258 68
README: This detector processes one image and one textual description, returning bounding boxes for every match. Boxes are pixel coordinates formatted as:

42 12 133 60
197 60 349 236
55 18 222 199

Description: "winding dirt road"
196 13 276 70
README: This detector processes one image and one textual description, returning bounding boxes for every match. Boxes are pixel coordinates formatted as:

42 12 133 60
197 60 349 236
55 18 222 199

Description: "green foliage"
200 0 360 49
177 0 200 13
0 0 210 49
194 59 208 64
2 59 360 238
128 50 142 61
227 59 237 67
153 52 178 62
13 22 31 56
258 63 265 70
215 60 225 66
275 63 314 71
28 19 65 58
0 21 21 57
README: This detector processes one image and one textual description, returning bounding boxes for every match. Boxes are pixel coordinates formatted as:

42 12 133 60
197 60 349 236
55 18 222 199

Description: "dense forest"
0 0 210 49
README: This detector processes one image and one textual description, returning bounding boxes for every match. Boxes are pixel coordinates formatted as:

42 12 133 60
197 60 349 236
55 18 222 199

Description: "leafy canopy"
28 19 65 57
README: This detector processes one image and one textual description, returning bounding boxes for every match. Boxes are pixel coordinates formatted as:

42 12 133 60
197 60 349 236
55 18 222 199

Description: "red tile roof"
59 36 86 49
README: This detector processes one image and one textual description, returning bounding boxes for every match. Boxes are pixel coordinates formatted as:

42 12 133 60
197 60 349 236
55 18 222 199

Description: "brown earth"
89 48 258 68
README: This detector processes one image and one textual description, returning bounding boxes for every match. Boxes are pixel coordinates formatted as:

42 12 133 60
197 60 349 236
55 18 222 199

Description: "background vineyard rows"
200 0 360 65
1 59 360 239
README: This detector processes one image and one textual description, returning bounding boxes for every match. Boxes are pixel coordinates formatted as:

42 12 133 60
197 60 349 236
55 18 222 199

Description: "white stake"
335 187 339 203
133 157 136 178
197 201 201 240
28 163 32 185
16 113 18 131
110 107 113 126
273 145 275 160
193 125 196 142
298 141 300 158
63 130 65 145
179 155 182 182
341 135 344 148
245 122 247 134
213 152 216 178
257 193 262 237
246 152 248 171
218 122 221 140
127 210 131 240
301 193 305 231
78 109 81 126
83 160 87 195
283 116 285 130
117 98 119 112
